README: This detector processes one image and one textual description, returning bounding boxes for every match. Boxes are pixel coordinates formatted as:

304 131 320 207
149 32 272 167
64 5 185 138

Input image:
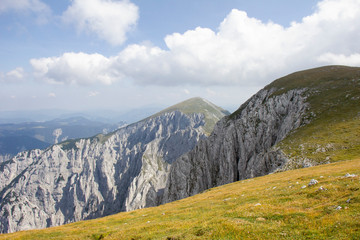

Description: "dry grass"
2 157 360 240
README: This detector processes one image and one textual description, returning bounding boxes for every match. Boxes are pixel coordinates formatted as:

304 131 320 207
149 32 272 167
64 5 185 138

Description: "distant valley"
0 117 125 162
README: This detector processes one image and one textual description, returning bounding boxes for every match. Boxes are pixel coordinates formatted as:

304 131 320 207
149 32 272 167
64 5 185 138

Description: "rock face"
0 98 227 233
163 88 308 203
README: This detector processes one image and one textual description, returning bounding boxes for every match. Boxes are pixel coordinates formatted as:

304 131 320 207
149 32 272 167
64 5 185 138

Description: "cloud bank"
62 0 139 46
31 0 360 86
30 52 119 85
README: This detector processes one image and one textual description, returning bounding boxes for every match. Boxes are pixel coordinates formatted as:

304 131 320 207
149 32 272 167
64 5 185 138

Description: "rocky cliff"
0 98 227 233
163 88 308 202
163 66 360 203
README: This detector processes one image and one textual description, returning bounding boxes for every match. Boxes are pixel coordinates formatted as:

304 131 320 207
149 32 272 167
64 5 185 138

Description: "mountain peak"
157 97 228 115
150 97 229 135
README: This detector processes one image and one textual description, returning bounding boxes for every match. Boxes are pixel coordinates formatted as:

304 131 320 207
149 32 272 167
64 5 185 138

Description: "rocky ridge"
0 98 227 233
163 65 360 203
163 88 308 202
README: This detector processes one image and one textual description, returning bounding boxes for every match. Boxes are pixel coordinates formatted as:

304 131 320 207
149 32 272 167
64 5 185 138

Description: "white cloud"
0 67 25 83
30 52 120 85
62 0 139 46
30 0 360 87
318 53 360 66
0 0 51 24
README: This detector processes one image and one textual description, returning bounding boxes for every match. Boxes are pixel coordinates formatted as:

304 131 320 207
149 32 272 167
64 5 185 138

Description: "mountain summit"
0 98 228 233
150 97 230 135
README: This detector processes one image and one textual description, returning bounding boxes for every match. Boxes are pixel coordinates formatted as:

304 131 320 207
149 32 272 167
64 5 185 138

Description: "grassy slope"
230 65 360 168
2 157 359 240
270 66 360 167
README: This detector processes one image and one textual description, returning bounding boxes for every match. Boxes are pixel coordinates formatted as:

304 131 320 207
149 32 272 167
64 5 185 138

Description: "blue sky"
1 0 360 113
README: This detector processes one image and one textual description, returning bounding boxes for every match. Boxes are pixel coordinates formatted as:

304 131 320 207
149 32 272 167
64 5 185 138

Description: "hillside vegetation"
1 157 359 240
270 66 360 168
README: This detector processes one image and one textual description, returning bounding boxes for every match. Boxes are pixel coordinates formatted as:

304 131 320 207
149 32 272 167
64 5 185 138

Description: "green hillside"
270 66 360 169
1 158 359 240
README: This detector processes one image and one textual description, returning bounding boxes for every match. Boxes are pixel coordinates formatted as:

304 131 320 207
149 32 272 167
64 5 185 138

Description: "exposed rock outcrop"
163 88 308 203
0 98 227 233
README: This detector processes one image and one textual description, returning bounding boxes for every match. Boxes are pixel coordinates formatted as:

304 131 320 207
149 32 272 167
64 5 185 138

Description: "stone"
308 179 319 186
344 173 357 178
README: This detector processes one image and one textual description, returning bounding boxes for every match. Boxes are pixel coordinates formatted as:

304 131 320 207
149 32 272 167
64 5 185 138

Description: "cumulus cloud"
30 52 120 85
62 0 139 46
0 67 25 83
31 0 360 86
0 0 51 23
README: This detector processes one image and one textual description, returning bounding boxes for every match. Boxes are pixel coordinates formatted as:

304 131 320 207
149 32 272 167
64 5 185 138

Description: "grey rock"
0 104 226 233
344 173 357 178
308 179 319 186
162 88 308 203
0 149 42 192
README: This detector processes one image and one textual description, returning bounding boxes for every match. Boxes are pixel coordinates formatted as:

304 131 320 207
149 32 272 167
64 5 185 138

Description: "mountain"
162 65 360 203
1 157 359 240
0 117 124 160
1 65 359 236
0 97 228 233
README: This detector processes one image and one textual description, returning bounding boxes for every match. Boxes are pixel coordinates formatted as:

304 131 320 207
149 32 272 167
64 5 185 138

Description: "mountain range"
0 65 359 237
0 117 125 162
0 97 228 233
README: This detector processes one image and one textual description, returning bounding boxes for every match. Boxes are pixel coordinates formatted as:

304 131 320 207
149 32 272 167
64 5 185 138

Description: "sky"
1 0 360 114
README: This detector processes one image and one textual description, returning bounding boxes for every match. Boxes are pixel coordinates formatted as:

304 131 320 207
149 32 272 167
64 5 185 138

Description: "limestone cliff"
0 98 227 233
162 88 308 202
163 65 360 203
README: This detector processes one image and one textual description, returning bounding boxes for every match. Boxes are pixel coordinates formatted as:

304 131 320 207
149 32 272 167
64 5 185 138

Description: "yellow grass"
2 158 360 240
